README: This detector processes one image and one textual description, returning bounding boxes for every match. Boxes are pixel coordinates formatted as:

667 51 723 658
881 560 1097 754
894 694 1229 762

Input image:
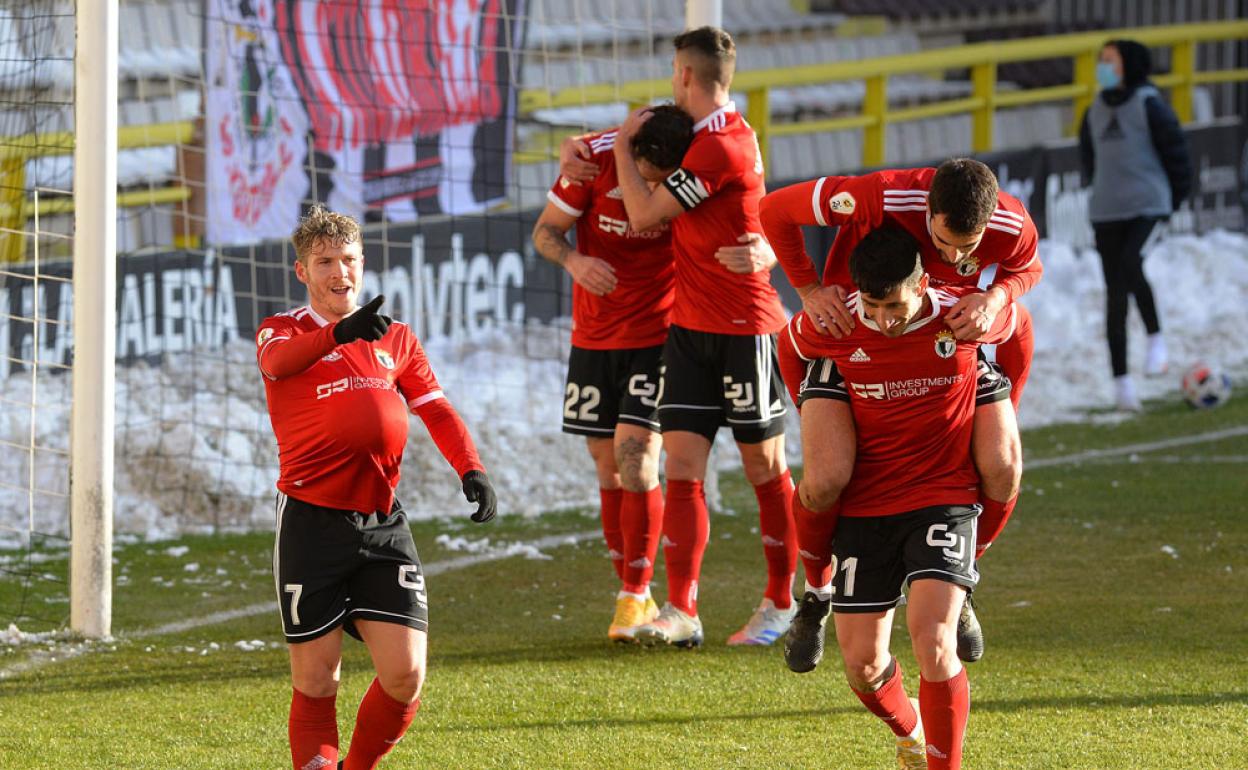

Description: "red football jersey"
548 129 674 349
661 102 787 335
763 168 1041 303
784 286 1017 518
257 306 454 514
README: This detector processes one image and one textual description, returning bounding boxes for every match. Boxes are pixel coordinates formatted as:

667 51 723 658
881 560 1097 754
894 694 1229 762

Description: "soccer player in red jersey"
257 207 497 770
761 159 1031 663
532 105 694 642
562 27 796 648
783 227 1018 769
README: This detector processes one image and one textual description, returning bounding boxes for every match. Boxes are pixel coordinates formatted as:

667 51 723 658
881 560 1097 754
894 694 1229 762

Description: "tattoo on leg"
616 436 652 492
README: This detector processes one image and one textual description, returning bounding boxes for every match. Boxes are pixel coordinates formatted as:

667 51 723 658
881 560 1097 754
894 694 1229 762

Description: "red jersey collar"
692 101 737 133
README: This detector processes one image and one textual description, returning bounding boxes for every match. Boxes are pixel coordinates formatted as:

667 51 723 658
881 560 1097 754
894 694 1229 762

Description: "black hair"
630 104 695 171
928 158 999 235
849 227 924 299
1108 39 1153 90
672 26 736 88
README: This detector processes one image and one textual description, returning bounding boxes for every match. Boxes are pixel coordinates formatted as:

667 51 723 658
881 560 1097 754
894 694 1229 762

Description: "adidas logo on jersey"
850 348 871 362
606 186 624 199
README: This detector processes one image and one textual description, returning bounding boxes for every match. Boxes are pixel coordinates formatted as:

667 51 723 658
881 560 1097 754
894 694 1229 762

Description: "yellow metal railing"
520 20 1248 168
1 19 1247 259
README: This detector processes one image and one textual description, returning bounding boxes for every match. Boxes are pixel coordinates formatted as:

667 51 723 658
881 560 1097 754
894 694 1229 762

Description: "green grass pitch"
1 395 1246 768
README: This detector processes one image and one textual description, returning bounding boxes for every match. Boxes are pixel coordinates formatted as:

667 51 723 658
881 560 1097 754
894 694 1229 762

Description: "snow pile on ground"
1019 229 1248 426
1 230 1245 541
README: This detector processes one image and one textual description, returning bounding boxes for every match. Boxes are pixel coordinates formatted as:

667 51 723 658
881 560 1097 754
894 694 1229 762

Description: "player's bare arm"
759 179 857 336
558 134 598 184
532 203 618 296
613 107 685 231
714 232 776 274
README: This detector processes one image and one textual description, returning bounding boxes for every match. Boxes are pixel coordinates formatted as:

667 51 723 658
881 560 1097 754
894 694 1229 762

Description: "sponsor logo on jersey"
375 349 396 369
935 330 956 359
851 374 963 401
598 214 628 236
256 327 274 347
955 255 980 276
828 191 856 215
322 351 342 362
606 186 624 199
316 375 394 399
597 213 664 239
850 347 871 362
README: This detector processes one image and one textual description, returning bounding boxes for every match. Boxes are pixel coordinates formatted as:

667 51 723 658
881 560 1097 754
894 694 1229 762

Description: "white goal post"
70 0 118 639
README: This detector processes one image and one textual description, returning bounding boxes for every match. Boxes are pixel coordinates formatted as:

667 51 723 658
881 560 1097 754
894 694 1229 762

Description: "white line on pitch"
1026 425 1248 469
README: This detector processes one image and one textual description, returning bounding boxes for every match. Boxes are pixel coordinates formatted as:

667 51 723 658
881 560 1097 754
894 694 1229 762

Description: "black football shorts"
658 324 787 444
830 504 980 614
273 493 428 643
562 344 664 437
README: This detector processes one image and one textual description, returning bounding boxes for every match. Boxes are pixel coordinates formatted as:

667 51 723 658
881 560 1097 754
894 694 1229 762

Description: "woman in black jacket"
1079 39 1192 411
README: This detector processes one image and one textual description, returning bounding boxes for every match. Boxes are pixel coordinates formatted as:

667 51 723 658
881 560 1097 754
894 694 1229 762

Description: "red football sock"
289 689 338 770
342 678 420 770
621 485 663 595
662 479 709 616
850 659 919 738
754 470 797 609
919 669 970 770
792 493 839 589
975 494 1017 559
599 487 625 582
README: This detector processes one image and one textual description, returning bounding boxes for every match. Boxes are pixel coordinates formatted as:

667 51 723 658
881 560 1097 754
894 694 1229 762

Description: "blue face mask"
1096 61 1122 90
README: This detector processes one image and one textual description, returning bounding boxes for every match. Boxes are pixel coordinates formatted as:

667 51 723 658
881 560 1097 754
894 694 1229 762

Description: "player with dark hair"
561 26 797 648
760 158 1036 668
258 206 497 770
531 105 696 642
781 226 1019 770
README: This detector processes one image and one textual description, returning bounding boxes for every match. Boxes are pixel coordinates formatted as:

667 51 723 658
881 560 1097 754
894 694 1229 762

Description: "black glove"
461 470 497 523
333 294 391 344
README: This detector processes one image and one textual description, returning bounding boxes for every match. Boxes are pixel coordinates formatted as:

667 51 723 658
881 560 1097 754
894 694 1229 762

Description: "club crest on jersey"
828 191 856 215
256 327 274 347
374 349 396 370
934 330 956 359
955 255 980 277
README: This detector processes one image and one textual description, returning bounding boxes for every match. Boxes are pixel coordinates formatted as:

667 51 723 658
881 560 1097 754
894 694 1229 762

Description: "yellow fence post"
746 87 771 176
1170 39 1195 123
1071 49 1098 135
0 157 26 263
971 61 997 153
863 74 887 167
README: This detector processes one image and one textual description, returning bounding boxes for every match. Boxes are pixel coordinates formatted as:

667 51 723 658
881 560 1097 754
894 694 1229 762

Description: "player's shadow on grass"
420 690 1248 734
432 638 669 667
423 706 847 733
970 690 1248 713
0 654 292 695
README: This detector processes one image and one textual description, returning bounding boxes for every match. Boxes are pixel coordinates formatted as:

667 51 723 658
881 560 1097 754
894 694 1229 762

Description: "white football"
1181 364 1232 409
